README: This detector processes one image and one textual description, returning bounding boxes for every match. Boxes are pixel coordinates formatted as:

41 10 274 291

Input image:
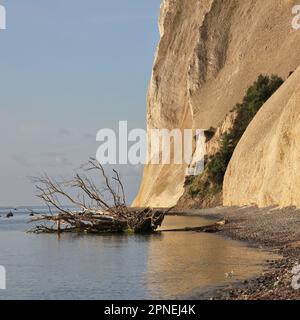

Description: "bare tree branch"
29 159 166 234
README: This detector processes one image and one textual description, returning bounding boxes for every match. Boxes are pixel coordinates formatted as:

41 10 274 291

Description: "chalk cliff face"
224 67 300 208
134 0 300 208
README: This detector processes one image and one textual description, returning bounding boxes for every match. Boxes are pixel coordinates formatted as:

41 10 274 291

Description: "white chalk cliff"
224 67 300 208
134 0 300 208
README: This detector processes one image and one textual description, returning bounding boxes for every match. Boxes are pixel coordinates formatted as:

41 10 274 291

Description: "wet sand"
172 206 300 300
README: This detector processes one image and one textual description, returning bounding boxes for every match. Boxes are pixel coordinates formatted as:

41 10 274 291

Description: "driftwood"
160 220 228 233
29 158 168 234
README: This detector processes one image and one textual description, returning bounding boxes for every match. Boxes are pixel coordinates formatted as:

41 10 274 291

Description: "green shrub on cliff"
184 74 284 202
207 132 234 185
207 74 284 185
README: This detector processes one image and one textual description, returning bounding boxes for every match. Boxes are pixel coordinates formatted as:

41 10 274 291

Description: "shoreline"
171 206 300 300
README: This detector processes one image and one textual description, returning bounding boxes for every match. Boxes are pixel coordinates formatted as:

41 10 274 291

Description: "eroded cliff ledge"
134 0 300 208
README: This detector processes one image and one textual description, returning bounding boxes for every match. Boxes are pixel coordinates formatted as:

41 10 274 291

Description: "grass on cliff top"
187 74 284 198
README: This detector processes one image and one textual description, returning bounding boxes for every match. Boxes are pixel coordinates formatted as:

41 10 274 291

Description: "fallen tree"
29 159 167 234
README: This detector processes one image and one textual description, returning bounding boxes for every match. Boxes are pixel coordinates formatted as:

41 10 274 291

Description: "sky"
0 0 161 206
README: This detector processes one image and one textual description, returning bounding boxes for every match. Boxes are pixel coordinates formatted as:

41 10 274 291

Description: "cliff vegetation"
177 75 284 208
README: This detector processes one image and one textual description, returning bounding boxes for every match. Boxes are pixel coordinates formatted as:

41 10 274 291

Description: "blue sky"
0 0 161 206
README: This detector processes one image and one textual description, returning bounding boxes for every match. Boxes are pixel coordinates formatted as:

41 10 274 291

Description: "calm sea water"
0 207 278 300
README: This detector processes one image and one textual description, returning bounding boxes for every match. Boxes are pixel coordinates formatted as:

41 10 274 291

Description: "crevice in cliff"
177 74 284 209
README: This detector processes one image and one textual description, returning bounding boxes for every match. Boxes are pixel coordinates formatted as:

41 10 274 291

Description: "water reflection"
146 216 278 299
0 212 279 299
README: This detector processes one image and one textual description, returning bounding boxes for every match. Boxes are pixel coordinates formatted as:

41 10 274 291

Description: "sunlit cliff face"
134 0 300 208
224 67 300 208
